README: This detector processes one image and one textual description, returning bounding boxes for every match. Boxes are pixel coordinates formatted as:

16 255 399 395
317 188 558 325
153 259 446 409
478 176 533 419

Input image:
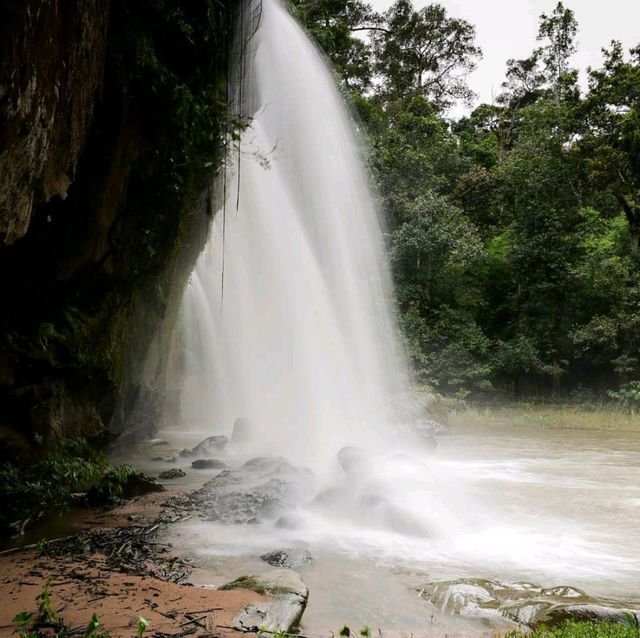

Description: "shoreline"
0 490 264 638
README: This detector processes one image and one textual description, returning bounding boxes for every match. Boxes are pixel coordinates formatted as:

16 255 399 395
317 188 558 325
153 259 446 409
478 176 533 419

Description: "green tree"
291 0 378 90
580 41 640 250
372 0 481 109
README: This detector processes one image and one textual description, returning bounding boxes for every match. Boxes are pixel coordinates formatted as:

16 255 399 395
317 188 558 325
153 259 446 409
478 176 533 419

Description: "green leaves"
136 616 150 638
296 0 640 401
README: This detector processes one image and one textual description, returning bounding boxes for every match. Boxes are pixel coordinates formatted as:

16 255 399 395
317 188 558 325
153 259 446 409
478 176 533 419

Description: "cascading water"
152 0 640 632
180 0 409 473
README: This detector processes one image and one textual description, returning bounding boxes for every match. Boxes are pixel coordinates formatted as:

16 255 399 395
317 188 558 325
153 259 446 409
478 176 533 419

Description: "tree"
291 0 378 90
537 2 578 94
580 42 640 250
372 0 481 109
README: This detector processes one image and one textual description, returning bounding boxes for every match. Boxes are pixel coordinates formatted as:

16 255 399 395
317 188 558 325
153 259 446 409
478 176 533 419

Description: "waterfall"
121 4 640 625
178 0 409 473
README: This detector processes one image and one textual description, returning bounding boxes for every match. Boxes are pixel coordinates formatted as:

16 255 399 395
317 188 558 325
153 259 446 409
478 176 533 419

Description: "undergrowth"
0 437 137 538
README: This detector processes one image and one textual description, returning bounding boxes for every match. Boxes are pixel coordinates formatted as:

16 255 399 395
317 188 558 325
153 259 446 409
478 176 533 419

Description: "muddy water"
119 424 640 635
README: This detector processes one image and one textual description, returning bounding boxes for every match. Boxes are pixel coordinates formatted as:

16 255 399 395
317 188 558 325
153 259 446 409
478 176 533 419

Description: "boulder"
189 458 315 525
232 417 253 444
191 459 227 470
178 435 229 459
191 435 229 457
261 548 313 569
337 446 367 476
418 578 640 629
159 468 186 479
221 570 309 634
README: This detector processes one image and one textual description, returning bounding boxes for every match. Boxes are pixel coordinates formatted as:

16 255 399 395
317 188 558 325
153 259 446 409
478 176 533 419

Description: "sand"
0 492 263 638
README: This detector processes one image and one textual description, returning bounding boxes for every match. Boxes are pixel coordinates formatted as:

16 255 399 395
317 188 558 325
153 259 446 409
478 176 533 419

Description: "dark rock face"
0 0 109 244
0 0 235 460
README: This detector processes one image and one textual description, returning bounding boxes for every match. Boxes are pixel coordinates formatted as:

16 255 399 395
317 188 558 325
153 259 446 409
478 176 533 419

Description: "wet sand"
0 492 263 638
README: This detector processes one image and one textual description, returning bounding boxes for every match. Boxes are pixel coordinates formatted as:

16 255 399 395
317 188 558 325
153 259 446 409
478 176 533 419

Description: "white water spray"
179 0 408 472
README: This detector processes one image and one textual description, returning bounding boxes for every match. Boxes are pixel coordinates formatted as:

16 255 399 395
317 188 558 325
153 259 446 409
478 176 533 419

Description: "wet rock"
150 439 169 447
544 604 640 626
337 446 367 475
178 435 229 460
274 514 303 530
221 570 309 634
159 468 186 479
261 548 313 569
192 435 229 457
420 579 501 616
151 456 177 463
189 459 315 525
418 578 640 629
191 459 227 470
232 417 253 444
310 487 346 510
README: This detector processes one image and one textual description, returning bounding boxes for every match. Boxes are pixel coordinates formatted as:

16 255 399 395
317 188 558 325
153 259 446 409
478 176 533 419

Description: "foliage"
372 0 481 108
505 620 640 638
294 0 640 402
0 437 137 538
608 381 640 411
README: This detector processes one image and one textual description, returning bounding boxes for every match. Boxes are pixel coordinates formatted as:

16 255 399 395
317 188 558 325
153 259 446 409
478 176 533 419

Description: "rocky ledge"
418 578 640 629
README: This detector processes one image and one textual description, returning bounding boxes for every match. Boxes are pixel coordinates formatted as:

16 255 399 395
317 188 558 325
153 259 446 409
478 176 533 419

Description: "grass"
506 620 640 637
448 403 640 431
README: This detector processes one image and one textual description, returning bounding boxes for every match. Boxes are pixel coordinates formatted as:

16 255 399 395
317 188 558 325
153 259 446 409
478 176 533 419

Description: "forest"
293 0 640 406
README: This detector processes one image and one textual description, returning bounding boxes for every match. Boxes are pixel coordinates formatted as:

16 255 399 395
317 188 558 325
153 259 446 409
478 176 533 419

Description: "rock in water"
232 417 253 444
418 578 640 629
191 459 226 469
261 548 313 569
221 570 309 634
191 435 229 457
159 468 186 479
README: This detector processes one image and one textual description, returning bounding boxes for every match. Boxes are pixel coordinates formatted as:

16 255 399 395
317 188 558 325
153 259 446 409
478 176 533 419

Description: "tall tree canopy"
293 0 640 403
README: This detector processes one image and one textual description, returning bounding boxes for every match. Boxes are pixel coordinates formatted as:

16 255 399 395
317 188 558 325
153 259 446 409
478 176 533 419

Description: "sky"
368 0 640 117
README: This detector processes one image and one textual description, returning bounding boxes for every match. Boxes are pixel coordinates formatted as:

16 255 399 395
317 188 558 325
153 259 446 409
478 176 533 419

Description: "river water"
123 422 640 636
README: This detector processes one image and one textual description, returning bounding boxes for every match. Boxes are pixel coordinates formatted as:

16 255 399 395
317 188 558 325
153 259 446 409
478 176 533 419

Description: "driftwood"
34 519 193 584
